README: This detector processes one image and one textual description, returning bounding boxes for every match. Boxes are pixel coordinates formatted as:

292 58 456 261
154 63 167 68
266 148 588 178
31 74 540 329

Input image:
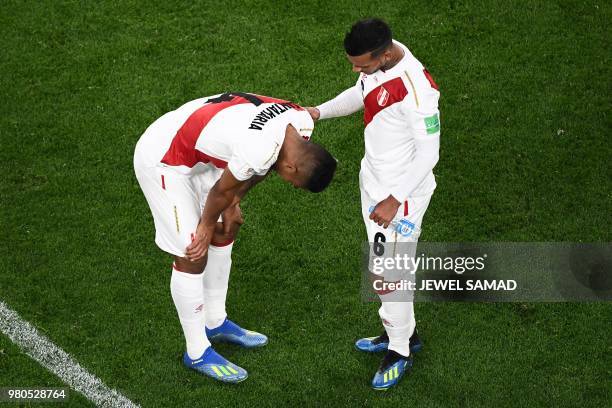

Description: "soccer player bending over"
307 19 441 390
134 92 336 383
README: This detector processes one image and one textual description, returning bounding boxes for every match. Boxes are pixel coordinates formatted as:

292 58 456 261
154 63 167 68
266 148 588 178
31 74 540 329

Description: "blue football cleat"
206 318 268 348
371 351 413 391
183 346 248 383
355 330 422 353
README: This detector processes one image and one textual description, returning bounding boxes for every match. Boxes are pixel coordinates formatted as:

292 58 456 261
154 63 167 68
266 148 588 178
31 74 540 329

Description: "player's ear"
275 160 297 176
382 48 393 61
284 161 298 173
283 151 300 173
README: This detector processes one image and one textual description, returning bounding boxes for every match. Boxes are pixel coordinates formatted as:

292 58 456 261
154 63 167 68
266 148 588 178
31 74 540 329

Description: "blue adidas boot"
371 350 413 391
183 346 247 383
206 318 268 348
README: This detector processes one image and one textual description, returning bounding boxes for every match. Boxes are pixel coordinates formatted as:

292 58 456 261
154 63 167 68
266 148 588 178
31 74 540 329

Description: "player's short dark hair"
302 143 337 193
344 18 392 57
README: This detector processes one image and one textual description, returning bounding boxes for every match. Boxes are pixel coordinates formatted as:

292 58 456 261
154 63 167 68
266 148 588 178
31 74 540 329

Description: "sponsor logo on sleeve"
424 113 440 134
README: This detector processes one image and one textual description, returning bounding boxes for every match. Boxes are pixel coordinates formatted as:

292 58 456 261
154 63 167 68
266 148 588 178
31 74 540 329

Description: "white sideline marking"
0 300 139 407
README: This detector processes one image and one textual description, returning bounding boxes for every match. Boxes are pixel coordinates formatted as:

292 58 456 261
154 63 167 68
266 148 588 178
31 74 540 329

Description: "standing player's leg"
202 242 232 330
374 194 429 357
171 256 208 360
134 164 247 383
357 188 432 390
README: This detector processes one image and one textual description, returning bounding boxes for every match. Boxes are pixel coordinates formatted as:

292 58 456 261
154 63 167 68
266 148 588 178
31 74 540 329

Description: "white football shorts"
361 187 432 288
134 120 222 257
360 188 432 244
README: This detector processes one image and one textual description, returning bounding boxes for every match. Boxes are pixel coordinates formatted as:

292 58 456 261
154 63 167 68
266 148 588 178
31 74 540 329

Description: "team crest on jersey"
377 87 390 107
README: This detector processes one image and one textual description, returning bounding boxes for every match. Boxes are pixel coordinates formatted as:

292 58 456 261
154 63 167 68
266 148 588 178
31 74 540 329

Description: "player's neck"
278 125 300 163
381 44 405 72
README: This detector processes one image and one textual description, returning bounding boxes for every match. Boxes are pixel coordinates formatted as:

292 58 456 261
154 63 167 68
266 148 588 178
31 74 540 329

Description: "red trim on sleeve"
404 200 408 217
423 69 439 90
161 174 166 190
363 77 408 126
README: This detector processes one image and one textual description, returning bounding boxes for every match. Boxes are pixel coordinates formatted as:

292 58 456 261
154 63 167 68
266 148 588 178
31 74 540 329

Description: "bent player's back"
134 96 215 169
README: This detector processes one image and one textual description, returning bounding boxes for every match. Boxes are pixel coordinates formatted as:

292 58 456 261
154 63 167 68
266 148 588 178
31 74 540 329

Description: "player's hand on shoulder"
185 222 216 262
369 195 401 228
305 107 320 122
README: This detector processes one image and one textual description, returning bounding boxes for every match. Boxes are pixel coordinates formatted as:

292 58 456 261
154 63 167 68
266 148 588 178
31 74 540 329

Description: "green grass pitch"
1 0 610 406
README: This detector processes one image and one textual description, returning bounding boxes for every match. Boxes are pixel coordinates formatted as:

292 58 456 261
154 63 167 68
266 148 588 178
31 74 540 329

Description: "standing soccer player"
307 19 440 390
134 92 336 383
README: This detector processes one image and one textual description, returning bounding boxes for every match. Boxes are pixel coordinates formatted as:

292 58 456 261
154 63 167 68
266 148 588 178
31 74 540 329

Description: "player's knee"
174 255 207 274
211 222 237 247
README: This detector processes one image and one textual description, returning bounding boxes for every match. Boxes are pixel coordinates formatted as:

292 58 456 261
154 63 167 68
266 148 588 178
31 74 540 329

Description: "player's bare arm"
221 175 266 236
185 169 249 262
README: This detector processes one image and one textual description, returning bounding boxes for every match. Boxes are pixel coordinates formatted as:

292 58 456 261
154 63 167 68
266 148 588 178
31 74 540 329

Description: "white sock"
170 267 210 359
203 243 233 330
378 300 415 357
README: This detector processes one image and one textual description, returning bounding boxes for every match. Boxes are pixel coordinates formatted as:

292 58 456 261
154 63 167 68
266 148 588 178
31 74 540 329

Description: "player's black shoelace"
379 350 409 372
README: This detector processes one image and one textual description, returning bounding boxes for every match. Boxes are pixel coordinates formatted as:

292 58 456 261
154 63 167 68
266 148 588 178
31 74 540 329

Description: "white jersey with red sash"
358 41 440 202
136 92 313 181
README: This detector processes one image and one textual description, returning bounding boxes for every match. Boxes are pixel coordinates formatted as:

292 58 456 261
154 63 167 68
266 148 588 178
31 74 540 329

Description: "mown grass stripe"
0 300 139 407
